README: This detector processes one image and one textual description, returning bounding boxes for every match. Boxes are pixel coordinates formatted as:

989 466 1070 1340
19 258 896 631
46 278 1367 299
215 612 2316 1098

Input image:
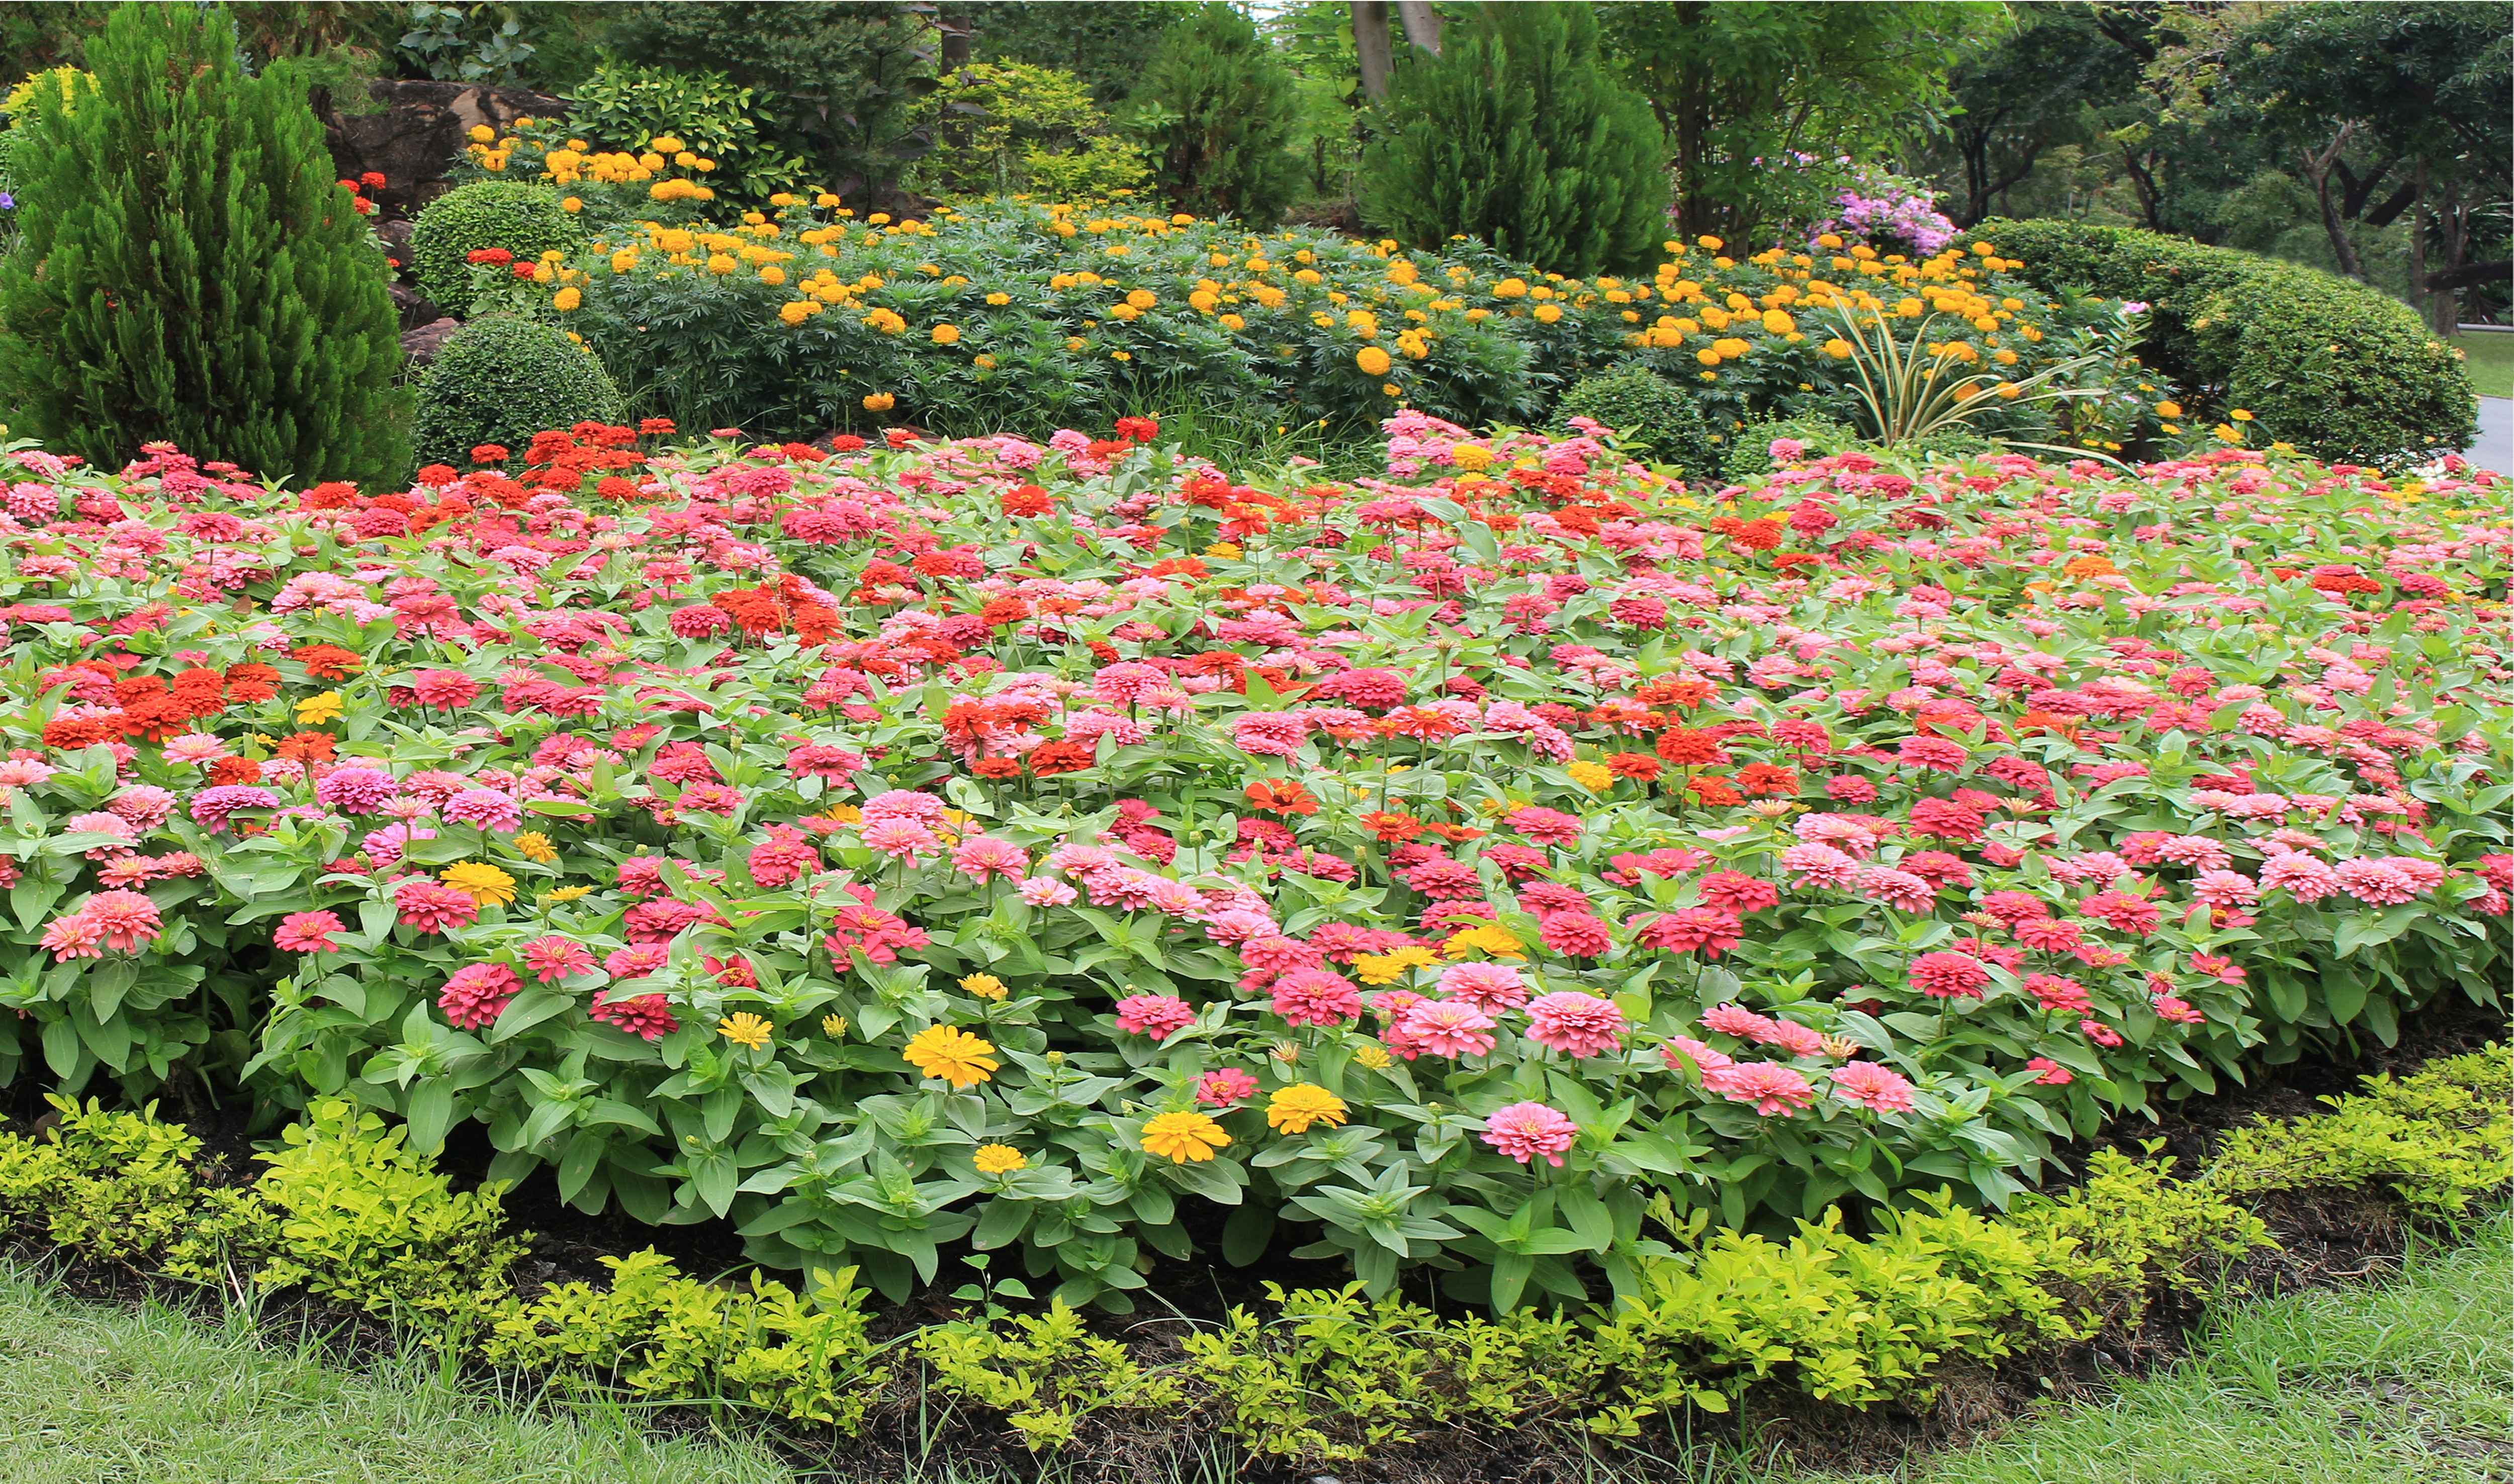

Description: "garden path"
2470 397 2511 473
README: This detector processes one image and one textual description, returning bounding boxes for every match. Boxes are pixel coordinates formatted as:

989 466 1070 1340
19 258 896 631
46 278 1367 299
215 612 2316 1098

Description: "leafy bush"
525 199 2131 440
1134 3 1302 225
1974 216 2478 467
409 314 623 468
1364 2 1668 277
2210 1048 2514 1214
1718 413 1860 482
0 5 405 485
1555 366 1720 477
910 62 1148 204
0 1095 204 1263
409 180 585 312
916 1300 1181 1449
562 60 808 206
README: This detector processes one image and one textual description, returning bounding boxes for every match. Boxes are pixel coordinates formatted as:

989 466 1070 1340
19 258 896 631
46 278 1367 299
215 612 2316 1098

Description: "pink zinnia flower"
1480 1100 1579 1166
1701 1002 1776 1040
2015 917 2084 953
2259 852 2342 901
1756 1018 1827 1058
1114 993 1198 1041
1908 951 1989 1000
1523 991 1626 1058
1502 806 1582 846
1632 907 1743 957
41 912 102 961
589 989 679 1040
2150 993 2204 1024
2024 973 2091 1013
274 909 344 954
1271 968 1361 1027
1397 999 1498 1058
2027 1056 2073 1085
2080 1017 2125 1047
521 935 598 983
603 944 669 980
1697 870 1780 913
81 889 161 951
860 816 940 859
1538 911 1612 957
952 835 1030 881
189 784 279 832
1779 843 1860 887
1662 1035 1734 1077
438 962 520 1030
442 787 522 831
2334 858 2418 905
1829 1060 1916 1112
1018 876 1079 906
316 767 398 815
1195 1067 1260 1106
392 881 478 934
1436 961 1529 1014
160 733 228 764
1715 1061 1817 1117
2188 869 2257 907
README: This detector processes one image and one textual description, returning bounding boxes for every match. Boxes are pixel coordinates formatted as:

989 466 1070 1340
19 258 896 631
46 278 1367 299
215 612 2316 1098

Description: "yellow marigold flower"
863 391 895 412
1566 760 1613 791
1355 346 1392 376
930 322 961 344
2230 408 2254 421
718 1012 773 1050
1125 288 1156 310
559 196 582 213
1695 347 1723 366
293 691 344 725
1696 234 1723 250
1266 1083 1348 1135
1762 309 1794 334
973 1144 1028 1174
1533 302 1563 323
2214 423 2242 442
1139 1110 1230 1163
1492 277 1529 298
552 286 581 312
539 885 591 904
468 124 495 143
2155 400 2184 419
903 1024 999 1087
758 264 785 286
650 134 685 154
960 973 1008 1000
441 862 517 907
512 831 558 864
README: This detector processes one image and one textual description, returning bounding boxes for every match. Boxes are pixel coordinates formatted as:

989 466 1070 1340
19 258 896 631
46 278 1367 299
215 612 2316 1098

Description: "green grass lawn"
2 1213 2505 1483
2459 331 2513 400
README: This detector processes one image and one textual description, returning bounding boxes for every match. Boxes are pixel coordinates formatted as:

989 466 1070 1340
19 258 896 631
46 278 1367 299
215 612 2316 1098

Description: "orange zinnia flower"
1244 779 1319 816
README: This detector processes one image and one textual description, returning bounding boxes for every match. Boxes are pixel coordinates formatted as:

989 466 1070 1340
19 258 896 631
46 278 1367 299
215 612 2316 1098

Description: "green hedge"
1976 217 2477 467
5 1046 2501 1468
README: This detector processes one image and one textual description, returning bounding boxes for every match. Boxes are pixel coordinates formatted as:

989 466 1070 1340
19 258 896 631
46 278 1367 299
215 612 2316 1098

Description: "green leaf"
1222 1202 1275 1266
404 1080 456 1155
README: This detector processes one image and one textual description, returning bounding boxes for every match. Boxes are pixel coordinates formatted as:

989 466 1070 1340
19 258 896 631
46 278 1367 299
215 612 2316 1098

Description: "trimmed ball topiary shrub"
1974 217 2476 467
410 315 622 469
410 180 584 313
1719 414 1860 483
1556 367 1719 478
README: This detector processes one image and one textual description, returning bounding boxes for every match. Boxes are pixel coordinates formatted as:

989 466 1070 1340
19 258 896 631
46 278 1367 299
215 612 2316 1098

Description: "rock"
389 283 441 333
400 316 465 369
377 220 416 279
322 79 570 223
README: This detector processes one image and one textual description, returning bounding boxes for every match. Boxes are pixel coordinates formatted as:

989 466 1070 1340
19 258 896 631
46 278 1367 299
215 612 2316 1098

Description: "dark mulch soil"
8 992 2507 1483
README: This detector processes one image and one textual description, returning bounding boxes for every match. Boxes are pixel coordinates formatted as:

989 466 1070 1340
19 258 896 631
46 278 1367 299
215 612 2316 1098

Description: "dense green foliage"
1555 366 1719 477
561 60 808 207
1979 216 2478 464
2 1048 2498 1464
409 180 585 313
0 4 403 485
1365 3 1666 277
1134 3 1303 226
409 314 622 468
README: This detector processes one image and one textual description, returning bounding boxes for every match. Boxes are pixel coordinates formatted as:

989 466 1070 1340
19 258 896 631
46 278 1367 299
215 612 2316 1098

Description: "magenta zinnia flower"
274 909 345 954
1114 993 1197 1041
437 962 520 1030
81 889 161 951
1435 961 1529 1014
1715 1061 1817 1117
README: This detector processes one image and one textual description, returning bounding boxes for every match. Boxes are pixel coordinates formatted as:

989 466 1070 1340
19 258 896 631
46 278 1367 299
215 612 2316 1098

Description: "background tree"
951 0 1176 108
2221 2 2512 330
599 3 940 210
1135 4 1302 225
1601 1 2003 242
1364 2 1666 276
1931 4 2143 228
0 2 405 484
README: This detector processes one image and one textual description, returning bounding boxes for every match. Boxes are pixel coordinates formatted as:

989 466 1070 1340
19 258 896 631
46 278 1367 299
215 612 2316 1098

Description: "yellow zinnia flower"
440 862 516 907
538 885 591 904
1265 1084 1348 1135
1139 1110 1230 1163
973 1144 1028 1174
1566 760 1613 791
718 1012 773 1050
512 831 558 864
960 973 1008 1000
903 1024 999 1087
294 691 345 725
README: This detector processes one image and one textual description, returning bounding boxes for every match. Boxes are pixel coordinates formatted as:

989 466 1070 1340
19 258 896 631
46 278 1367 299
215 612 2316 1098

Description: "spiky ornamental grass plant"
0 3 406 485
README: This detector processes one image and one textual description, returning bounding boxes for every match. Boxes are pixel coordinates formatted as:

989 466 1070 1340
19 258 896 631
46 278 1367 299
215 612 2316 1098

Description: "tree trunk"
1354 1 1393 101
938 11 972 70
2301 125 2365 282
1394 0 1443 55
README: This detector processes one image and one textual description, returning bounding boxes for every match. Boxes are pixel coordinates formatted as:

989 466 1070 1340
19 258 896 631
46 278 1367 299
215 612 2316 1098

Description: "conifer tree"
1364 3 1667 277
1138 3 1303 225
0 3 406 484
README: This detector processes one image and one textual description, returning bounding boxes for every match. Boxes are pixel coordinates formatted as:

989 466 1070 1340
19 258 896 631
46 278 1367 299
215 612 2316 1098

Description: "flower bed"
0 418 2505 1312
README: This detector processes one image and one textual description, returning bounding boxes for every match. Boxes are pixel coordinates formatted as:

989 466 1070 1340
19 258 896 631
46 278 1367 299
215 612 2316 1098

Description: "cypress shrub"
1976 217 2477 466
1137 4 1302 225
0 4 405 486
410 315 622 470
410 181 585 314
1363 3 1667 277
